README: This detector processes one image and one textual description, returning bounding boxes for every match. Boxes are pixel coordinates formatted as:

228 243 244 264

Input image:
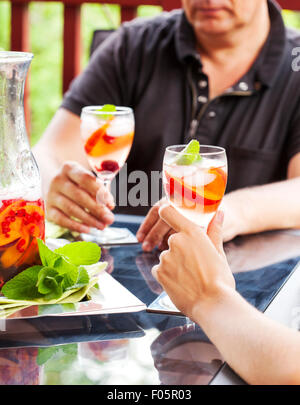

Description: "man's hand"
136 195 243 252
136 198 175 251
46 161 115 234
151 204 235 321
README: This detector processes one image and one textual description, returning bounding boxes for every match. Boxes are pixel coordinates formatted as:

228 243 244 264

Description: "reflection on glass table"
148 230 300 315
0 215 300 385
0 347 40 385
0 313 144 348
151 323 224 385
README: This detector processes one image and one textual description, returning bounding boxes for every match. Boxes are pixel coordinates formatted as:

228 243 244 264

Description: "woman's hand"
46 161 115 234
151 205 235 321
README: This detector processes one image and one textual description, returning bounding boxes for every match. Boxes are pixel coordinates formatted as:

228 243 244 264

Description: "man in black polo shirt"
34 0 300 248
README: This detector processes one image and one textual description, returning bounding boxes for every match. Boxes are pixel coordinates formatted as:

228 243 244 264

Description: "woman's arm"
195 287 300 385
152 205 300 385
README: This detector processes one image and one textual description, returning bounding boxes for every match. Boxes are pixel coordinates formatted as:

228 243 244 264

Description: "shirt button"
198 95 208 103
198 80 207 88
239 82 249 91
208 111 216 119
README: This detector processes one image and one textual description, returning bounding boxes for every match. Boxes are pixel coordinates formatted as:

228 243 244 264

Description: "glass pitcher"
0 51 45 287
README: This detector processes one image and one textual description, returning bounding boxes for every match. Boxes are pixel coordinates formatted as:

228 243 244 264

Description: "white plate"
5 271 146 320
1 238 146 320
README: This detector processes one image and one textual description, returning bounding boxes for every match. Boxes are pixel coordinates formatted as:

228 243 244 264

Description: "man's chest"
131 67 295 191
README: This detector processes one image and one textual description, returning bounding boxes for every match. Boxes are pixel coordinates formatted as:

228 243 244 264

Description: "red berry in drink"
98 160 120 173
102 134 116 144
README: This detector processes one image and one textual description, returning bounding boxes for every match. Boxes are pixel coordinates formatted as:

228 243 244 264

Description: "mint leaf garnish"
175 140 202 165
97 104 116 119
100 104 116 112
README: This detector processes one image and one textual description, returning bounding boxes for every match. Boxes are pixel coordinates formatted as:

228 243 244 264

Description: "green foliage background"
0 2 299 146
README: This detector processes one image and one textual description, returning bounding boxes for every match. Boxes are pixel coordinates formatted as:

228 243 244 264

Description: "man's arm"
33 108 89 195
33 108 115 233
152 205 300 385
221 151 300 241
33 26 131 232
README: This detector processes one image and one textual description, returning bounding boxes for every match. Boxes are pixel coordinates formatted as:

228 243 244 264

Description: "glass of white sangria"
163 141 227 232
161 141 227 323
81 105 134 244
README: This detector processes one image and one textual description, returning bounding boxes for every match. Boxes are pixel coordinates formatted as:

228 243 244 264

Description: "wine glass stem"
103 178 111 190
96 177 113 206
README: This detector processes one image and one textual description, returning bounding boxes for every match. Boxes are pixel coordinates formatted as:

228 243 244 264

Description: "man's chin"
193 20 234 36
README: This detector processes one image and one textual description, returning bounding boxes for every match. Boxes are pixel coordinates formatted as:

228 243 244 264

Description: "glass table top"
0 216 300 385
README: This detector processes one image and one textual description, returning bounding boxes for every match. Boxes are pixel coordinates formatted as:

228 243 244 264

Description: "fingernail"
96 221 105 230
108 201 115 210
105 195 115 209
142 241 151 252
103 213 114 223
136 231 145 242
96 190 113 207
80 225 90 234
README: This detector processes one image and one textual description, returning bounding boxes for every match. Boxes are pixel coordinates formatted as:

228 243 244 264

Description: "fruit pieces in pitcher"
0 198 45 282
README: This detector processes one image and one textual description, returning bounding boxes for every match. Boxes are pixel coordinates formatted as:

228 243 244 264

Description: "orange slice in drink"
199 167 227 201
165 171 221 206
86 130 134 158
84 120 112 155
165 167 227 214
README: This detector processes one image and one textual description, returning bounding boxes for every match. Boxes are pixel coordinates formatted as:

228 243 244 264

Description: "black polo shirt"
61 0 300 215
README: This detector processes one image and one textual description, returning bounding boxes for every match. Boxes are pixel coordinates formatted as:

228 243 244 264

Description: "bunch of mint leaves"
1 239 101 301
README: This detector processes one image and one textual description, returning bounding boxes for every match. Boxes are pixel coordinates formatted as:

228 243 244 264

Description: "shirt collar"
175 0 286 89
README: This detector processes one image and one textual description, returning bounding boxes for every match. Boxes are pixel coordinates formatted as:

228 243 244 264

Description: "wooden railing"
6 0 300 94
8 0 182 95
2 0 300 129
